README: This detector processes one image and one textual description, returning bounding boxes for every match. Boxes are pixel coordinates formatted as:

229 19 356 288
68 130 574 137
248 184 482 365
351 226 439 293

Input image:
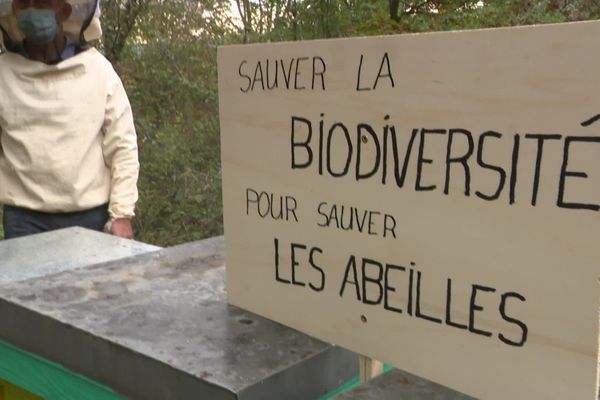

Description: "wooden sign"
218 21 600 399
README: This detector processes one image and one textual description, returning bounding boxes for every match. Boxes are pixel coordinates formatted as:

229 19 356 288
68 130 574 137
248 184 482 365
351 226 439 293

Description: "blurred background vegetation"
0 0 599 245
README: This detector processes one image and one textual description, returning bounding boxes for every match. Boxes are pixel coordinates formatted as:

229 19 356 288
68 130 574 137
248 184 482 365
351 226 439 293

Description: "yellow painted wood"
0 380 42 400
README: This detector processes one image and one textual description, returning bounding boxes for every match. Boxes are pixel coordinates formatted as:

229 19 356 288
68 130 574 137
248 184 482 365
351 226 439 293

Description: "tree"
101 0 150 63
100 0 232 245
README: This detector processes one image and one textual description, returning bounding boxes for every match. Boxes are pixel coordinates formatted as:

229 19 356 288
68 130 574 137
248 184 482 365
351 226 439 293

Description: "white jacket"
0 48 139 218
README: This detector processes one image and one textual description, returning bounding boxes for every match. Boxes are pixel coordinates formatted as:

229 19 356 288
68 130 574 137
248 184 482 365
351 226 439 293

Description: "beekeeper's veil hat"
0 0 101 50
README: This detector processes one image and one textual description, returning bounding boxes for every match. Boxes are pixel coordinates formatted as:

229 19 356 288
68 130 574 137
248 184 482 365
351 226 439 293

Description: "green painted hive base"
0 339 122 400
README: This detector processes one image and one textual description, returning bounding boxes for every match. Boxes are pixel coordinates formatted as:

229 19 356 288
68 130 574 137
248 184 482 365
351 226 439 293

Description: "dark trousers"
2 204 109 240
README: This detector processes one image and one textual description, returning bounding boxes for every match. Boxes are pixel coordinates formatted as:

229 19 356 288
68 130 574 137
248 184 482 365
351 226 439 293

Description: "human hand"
107 218 134 239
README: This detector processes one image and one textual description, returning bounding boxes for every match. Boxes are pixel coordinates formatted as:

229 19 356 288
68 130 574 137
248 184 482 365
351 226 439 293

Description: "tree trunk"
389 0 401 21
103 0 149 63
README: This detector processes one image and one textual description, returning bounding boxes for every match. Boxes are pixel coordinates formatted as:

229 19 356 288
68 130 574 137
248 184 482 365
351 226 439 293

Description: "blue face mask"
16 9 58 45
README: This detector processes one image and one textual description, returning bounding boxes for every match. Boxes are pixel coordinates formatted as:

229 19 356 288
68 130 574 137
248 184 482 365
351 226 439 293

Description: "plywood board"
218 21 600 400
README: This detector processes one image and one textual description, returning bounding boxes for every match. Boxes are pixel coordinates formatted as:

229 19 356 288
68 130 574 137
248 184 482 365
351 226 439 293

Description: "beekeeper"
0 0 139 239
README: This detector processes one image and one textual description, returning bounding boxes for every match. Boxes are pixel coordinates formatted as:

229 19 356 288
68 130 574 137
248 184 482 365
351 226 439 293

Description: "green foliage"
93 0 600 246
232 0 600 42
100 0 230 246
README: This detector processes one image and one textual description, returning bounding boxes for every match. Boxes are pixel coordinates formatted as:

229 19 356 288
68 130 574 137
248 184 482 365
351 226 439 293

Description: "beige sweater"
0 47 139 219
